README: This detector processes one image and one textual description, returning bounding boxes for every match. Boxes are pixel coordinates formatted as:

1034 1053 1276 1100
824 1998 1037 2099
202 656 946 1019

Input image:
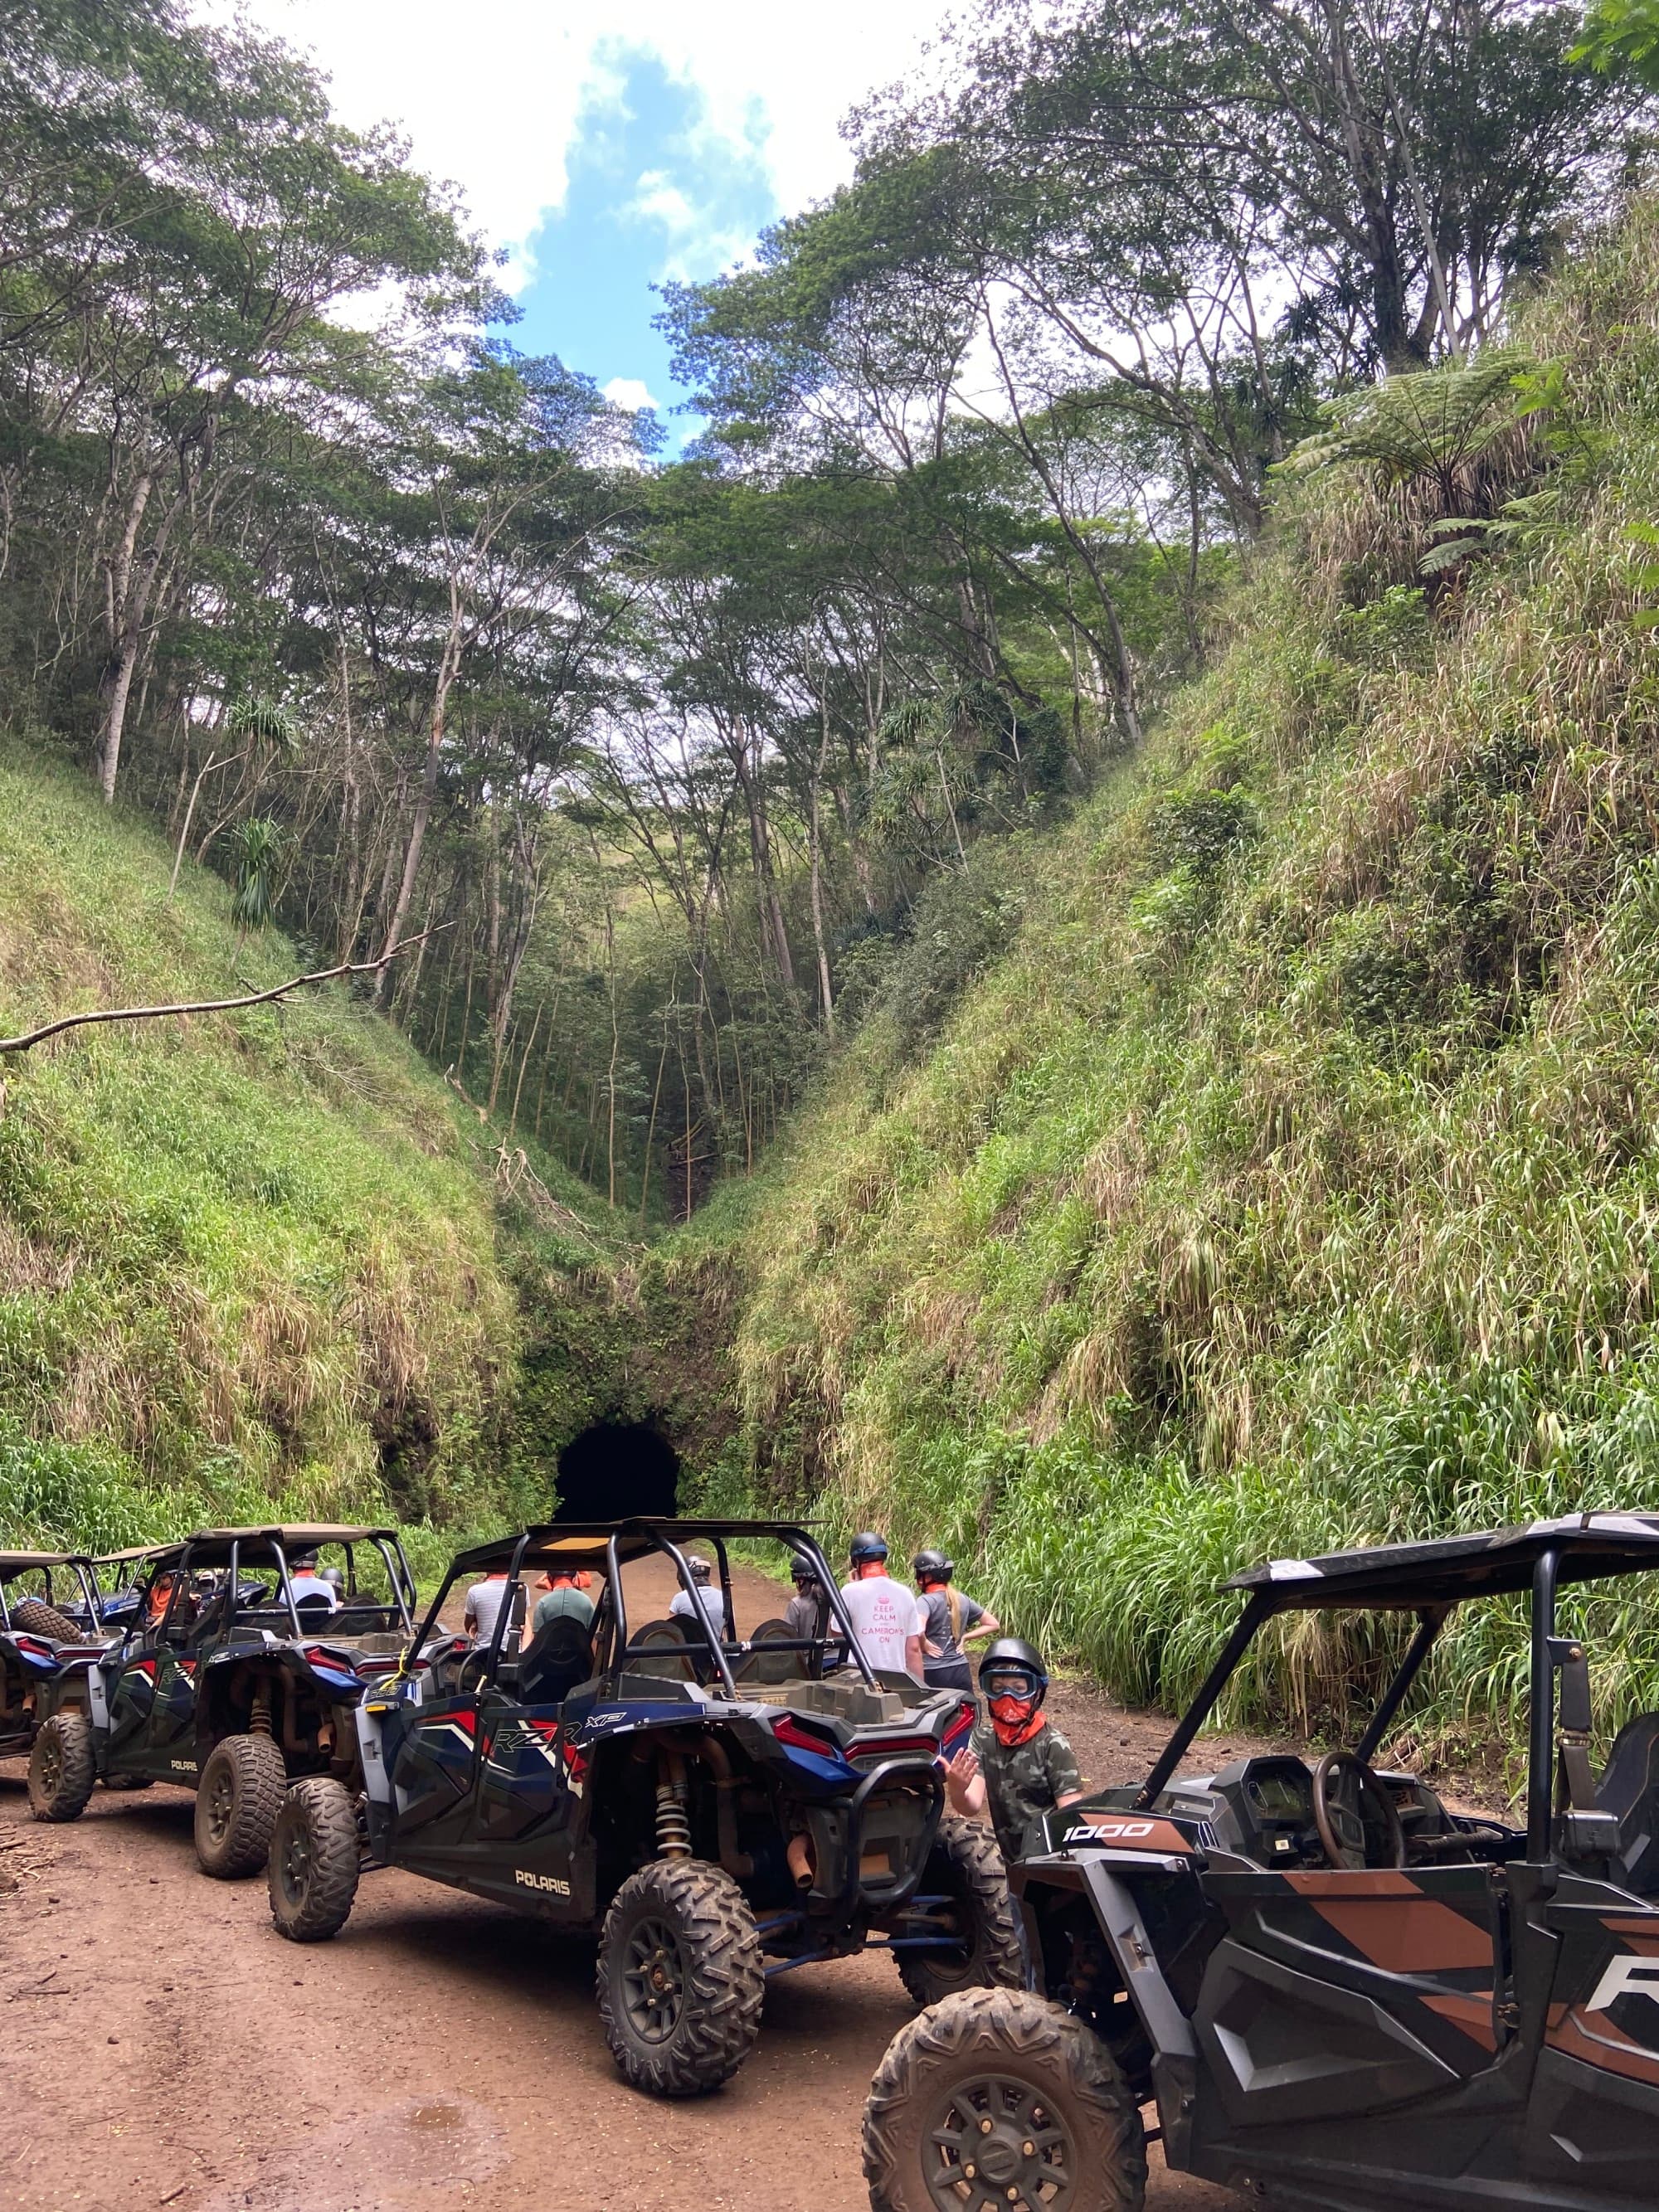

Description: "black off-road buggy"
864 1512 1659 2212
27 1524 421 1878
82 1545 171 1631
0 1552 109 1755
265 1518 1020 2096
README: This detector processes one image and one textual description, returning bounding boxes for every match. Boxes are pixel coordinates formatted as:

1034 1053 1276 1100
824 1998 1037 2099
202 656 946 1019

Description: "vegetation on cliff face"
684 203 1659 1753
0 738 606 1550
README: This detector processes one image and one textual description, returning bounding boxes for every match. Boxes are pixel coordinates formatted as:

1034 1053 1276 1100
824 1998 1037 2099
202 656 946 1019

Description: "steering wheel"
455 1646 494 1696
1311 1750 1406 1869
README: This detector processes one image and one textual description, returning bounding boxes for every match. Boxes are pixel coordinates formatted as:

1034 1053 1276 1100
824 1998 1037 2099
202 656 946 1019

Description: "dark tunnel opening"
554 1420 680 1523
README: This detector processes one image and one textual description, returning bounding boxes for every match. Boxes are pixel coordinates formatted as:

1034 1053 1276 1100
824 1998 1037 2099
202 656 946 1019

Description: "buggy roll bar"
1355 1609 1445 1767
420 1519 882 1699
611 1524 881 1696
0 1557 101 1632
1529 1546 1560 1861
1135 1595 1269 1811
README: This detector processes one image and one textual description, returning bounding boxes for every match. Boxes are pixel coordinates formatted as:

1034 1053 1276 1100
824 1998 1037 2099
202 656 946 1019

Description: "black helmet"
912 1548 952 1583
685 1553 713 1585
790 1558 820 1586
849 1531 888 1566
979 1636 1048 1706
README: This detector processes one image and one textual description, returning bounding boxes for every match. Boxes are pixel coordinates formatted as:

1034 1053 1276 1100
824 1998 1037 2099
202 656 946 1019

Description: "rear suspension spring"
655 1780 691 1859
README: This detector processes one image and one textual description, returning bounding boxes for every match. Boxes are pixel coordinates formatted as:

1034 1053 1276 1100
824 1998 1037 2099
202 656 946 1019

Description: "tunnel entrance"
554 1420 680 1523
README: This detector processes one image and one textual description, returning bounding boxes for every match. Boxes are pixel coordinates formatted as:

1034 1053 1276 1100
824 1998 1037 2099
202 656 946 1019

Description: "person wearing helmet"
287 1551 340 1614
532 1566 596 1636
912 1549 1000 1694
837 1532 925 1680
669 1553 731 1640
782 1557 825 1642
945 1638 1086 1862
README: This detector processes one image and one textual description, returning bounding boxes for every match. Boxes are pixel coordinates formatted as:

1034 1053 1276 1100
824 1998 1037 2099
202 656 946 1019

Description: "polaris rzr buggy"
81 1545 171 1631
28 1524 421 1879
0 1552 109 1755
265 1518 1019 2096
864 1512 1659 2212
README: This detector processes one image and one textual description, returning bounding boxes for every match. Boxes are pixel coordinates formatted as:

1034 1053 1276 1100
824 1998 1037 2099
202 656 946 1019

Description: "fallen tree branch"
0 926 450 1056
443 1063 599 1245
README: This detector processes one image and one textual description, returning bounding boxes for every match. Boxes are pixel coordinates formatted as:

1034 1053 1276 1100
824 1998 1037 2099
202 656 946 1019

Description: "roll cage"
0 1553 100 1631
414 1517 878 1695
129 1524 418 1649
1133 1510 1659 1857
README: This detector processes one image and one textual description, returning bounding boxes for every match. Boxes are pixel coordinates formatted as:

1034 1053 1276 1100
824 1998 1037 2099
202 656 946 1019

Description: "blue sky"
508 54 778 446
221 3 948 451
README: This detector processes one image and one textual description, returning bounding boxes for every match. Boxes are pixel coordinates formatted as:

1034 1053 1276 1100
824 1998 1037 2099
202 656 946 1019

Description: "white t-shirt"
837 1575 926 1677
465 1578 512 1641
289 1573 338 1612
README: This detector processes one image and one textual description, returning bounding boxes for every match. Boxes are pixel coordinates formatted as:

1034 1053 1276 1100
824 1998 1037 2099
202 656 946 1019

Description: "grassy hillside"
0 740 605 1552
686 201 1659 1756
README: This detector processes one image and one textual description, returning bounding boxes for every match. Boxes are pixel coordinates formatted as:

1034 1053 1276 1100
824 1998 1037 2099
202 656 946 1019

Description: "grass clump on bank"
697 198 1659 1755
0 739 571 1548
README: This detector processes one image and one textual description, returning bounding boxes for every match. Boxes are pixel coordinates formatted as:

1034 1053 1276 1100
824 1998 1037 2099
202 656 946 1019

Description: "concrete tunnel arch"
553 1419 681 1523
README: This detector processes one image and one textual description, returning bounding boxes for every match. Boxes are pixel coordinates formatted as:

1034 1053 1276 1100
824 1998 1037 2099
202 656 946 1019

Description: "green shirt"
533 1585 595 1635
970 1719 1083 1861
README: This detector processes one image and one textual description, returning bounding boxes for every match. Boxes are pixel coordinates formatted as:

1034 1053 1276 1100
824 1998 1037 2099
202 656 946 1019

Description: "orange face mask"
987 1693 1046 1748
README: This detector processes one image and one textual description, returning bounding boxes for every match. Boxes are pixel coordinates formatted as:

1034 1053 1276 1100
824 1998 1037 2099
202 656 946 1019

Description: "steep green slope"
692 202 1659 1747
0 740 598 1548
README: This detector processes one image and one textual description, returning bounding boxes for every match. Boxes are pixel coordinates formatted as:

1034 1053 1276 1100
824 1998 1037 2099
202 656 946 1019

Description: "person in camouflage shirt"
944 1637 1087 1861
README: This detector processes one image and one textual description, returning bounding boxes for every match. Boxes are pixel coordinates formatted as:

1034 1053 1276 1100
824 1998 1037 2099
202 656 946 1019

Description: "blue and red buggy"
27 1524 422 1879
0 1551 109 1757
264 1518 1021 2097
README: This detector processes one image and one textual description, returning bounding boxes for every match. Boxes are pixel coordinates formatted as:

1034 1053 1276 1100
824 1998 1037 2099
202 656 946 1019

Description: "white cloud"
200 2 949 289
602 376 662 414
628 170 699 237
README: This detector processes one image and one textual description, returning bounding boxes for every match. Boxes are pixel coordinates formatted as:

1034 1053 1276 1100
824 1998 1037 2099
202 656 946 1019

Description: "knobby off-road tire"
596 1857 764 2097
268 1777 360 1942
193 1732 287 1879
12 1598 81 1643
27 1709 95 1823
863 1986 1148 2212
896 1814 1024 2008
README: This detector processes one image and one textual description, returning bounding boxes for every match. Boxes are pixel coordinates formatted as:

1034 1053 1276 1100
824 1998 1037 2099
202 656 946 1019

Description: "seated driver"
669 1555 731 1640
945 1638 1087 1864
287 1551 340 1613
532 1567 596 1636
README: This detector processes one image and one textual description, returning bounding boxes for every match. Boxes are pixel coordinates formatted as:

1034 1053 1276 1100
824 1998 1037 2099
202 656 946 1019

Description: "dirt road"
0 1558 1243 2212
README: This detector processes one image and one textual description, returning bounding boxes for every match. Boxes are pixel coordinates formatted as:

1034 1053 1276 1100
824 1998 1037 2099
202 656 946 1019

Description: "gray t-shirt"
919 1587 985 1662
669 1588 731 1638
783 1589 823 1639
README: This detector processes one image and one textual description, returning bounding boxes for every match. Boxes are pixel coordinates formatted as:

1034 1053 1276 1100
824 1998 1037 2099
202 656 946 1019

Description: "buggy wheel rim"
922 2073 1074 2211
38 1729 61 1792
280 1819 310 1903
621 1914 685 2044
205 1762 236 1845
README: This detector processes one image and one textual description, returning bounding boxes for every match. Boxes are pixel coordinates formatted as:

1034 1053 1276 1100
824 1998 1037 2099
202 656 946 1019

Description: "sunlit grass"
688 200 1659 1748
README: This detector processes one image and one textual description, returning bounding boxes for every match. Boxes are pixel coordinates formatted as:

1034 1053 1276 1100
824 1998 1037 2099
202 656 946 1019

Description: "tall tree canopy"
0 0 1644 1217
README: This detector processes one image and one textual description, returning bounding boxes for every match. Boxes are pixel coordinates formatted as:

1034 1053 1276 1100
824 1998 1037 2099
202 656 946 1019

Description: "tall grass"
693 198 1659 1752
0 740 561 1548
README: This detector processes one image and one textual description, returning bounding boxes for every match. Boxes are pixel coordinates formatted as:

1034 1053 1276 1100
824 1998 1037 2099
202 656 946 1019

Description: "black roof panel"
445 1518 823 1582
1227 1512 1659 1612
